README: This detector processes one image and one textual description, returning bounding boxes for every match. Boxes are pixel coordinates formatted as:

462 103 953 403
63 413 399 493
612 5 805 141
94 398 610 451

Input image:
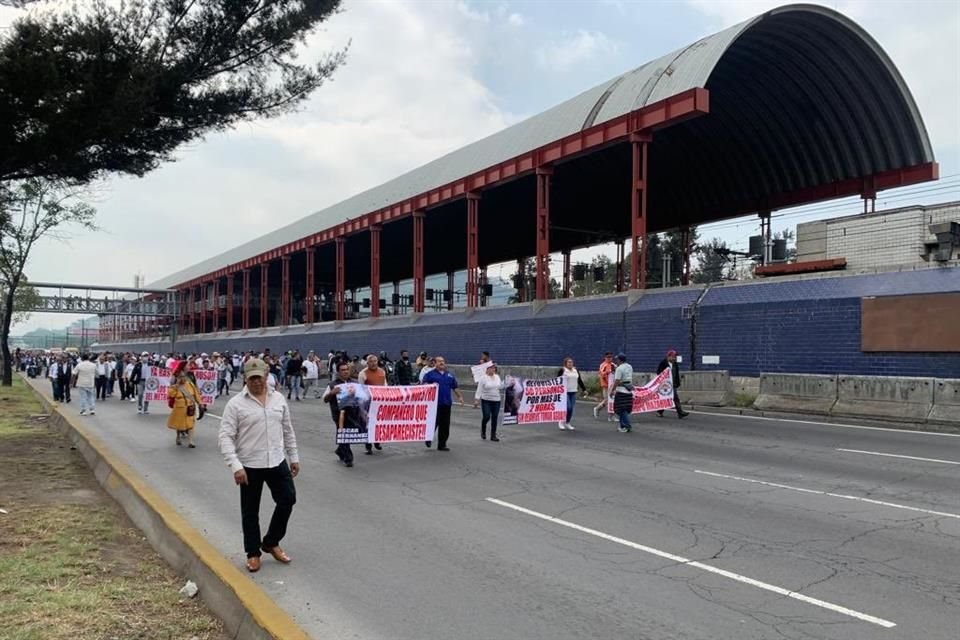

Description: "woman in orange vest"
592 351 615 422
167 360 204 448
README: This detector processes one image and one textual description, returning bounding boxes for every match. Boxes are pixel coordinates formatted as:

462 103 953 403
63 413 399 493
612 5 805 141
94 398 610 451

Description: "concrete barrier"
927 379 960 425
679 370 733 407
833 375 935 422
731 376 760 397
28 383 309 640
754 373 838 415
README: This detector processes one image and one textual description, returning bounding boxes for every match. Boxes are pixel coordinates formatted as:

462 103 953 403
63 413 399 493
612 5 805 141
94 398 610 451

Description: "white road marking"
485 497 896 628
205 412 222 420
690 410 960 437
694 470 960 520
836 448 960 465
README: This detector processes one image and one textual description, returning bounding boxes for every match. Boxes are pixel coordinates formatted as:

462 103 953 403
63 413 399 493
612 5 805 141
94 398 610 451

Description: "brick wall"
104 268 960 378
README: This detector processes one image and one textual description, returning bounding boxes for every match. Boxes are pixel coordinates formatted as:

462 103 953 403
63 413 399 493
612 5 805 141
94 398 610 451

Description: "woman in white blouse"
473 363 504 441
557 356 586 430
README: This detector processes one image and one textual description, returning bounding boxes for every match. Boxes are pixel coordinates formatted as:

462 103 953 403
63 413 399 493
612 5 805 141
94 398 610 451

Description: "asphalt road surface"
33 378 960 640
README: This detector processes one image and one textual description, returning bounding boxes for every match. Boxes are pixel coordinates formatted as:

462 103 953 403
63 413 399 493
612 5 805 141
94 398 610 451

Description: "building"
796 202 960 271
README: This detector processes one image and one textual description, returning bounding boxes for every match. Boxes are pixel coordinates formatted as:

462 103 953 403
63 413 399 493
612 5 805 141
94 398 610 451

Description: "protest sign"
607 368 676 415
335 383 439 444
471 361 494 383
501 377 567 425
144 366 217 406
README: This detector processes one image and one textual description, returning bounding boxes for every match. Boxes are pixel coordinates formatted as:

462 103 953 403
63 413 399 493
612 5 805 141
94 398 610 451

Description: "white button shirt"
218 387 299 473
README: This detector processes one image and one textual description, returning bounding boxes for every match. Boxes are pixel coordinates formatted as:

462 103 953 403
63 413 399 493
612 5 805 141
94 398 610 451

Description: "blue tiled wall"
108 268 960 378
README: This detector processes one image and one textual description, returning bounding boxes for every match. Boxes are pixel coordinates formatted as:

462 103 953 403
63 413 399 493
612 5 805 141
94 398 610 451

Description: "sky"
2 0 958 331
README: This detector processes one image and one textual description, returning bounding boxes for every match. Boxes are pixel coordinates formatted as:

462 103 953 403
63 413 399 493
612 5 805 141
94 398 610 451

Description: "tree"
691 238 736 284
0 0 347 185
0 278 41 326
505 257 560 303
569 254 618 297
0 180 96 385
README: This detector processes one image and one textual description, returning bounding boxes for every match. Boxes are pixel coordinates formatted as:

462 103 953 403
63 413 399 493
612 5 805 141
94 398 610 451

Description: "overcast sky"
2 0 958 332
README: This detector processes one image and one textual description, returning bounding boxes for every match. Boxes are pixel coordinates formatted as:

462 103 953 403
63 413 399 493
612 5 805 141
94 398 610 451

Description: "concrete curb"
26 379 311 640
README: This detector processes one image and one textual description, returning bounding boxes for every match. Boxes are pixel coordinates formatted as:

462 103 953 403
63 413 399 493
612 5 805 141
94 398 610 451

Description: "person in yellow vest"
167 360 204 448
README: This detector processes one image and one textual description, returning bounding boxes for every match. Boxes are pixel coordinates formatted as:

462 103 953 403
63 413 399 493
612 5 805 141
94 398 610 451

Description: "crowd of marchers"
15 344 690 574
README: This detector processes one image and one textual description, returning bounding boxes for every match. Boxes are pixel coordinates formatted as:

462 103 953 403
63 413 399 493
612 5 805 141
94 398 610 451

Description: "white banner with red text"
335 383 438 444
501 377 567 426
607 368 675 414
145 366 217 406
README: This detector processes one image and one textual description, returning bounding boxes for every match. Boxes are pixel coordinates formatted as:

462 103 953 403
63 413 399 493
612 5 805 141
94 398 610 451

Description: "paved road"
33 378 960 640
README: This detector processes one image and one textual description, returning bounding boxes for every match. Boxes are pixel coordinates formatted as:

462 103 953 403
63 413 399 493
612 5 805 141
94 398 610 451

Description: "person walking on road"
72 354 97 416
167 361 204 448
473 362 503 441
131 352 151 415
395 350 414 385
95 354 109 401
593 352 615 421
218 358 300 573
58 355 73 404
557 356 586 431
656 350 690 419
610 353 635 433
302 353 320 398
357 354 385 455
324 361 357 467
422 356 464 451
286 350 304 401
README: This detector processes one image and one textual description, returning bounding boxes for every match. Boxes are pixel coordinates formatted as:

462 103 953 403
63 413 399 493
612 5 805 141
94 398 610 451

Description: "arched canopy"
157 3 935 291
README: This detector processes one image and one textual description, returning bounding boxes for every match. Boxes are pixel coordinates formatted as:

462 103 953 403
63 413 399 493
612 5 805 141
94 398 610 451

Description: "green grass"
733 392 758 408
0 377 226 640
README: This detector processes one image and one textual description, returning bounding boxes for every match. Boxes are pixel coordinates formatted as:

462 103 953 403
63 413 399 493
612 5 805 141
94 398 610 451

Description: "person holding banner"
167 361 205 448
557 357 587 430
610 353 635 433
324 361 357 467
656 350 689 419
474 363 503 441
422 356 464 451
357 354 386 454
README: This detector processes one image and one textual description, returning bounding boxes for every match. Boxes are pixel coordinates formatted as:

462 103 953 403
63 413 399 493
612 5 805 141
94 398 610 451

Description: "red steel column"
335 237 346 321
412 210 425 313
466 193 480 308
281 255 291 326
562 250 571 298
630 132 652 290
447 271 455 311
535 167 553 300
260 263 269 328
370 226 381 318
305 248 315 324
241 269 250 330
226 274 234 331
516 258 526 303
211 279 220 332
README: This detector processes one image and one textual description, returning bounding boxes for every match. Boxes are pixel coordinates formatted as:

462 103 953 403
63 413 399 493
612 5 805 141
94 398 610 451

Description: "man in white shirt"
72 354 98 416
48 358 62 401
94 355 109 400
302 354 319 399
218 358 300 574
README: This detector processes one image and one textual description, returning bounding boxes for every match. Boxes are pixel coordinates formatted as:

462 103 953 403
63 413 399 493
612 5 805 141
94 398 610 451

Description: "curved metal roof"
152 3 933 289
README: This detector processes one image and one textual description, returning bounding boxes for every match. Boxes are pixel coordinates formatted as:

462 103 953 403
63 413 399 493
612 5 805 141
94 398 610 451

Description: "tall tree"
691 238 735 284
0 180 96 385
0 0 346 184
506 257 560 303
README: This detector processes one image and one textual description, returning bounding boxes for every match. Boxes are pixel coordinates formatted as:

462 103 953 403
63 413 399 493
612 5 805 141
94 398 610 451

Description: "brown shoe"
262 545 291 564
246 556 261 572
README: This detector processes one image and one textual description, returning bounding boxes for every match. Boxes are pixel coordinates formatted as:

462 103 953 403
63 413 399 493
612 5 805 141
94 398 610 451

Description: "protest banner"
607 368 675 415
144 366 217 406
501 377 567 425
471 361 494 383
335 383 438 444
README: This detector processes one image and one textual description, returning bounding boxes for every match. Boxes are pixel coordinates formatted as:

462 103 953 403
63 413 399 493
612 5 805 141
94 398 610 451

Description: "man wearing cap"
218 358 300 573
610 353 635 433
656 350 689 419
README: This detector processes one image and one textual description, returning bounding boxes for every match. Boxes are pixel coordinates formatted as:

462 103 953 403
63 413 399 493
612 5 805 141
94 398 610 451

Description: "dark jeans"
566 391 577 423
118 379 128 400
657 389 684 417
59 379 71 402
436 404 452 448
51 378 63 401
95 375 108 400
240 461 297 558
336 443 353 463
480 399 500 438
